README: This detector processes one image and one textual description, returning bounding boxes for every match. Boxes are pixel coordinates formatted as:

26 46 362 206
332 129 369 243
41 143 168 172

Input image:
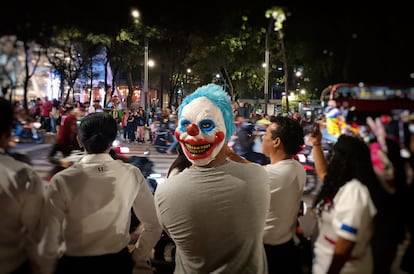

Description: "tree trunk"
104 58 109 107
280 31 289 113
60 71 65 103
23 43 30 113
127 67 134 109
89 59 93 103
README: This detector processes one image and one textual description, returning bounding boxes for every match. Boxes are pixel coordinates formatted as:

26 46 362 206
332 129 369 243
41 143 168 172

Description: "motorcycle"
152 122 174 154
230 121 270 165
12 120 44 144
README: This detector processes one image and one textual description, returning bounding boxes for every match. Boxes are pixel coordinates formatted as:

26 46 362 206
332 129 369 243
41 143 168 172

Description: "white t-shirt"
263 158 306 245
155 160 270 274
312 179 377 274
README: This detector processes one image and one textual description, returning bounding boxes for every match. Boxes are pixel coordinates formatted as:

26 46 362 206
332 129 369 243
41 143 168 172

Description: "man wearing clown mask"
154 83 271 274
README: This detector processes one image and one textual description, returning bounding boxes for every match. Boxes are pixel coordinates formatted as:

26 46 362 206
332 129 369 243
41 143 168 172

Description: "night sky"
2 1 413 84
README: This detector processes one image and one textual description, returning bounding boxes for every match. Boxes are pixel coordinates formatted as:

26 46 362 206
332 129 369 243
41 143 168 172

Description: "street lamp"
146 59 155 107
144 38 148 110
131 8 149 110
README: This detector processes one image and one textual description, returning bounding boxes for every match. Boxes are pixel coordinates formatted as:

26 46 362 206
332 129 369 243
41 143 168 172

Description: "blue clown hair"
178 83 236 143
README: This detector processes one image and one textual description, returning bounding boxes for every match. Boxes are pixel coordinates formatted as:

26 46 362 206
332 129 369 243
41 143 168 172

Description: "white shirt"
39 153 162 261
263 158 306 245
312 179 377 274
0 148 46 273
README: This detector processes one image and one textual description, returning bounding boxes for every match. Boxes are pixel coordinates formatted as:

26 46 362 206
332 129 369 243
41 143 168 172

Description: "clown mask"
175 96 226 166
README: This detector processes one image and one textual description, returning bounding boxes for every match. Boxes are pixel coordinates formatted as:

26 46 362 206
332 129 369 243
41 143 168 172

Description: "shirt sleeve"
332 180 377 242
38 178 66 259
19 166 46 242
18 166 48 271
131 171 162 260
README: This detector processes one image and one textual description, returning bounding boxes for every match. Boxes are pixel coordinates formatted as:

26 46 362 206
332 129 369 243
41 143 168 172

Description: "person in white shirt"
39 112 162 274
309 131 382 274
261 116 306 274
228 115 307 274
0 97 46 274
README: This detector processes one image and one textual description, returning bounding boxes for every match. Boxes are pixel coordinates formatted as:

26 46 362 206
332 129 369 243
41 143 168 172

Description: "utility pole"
265 7 287 114
264 17 273 115
143 38 148 111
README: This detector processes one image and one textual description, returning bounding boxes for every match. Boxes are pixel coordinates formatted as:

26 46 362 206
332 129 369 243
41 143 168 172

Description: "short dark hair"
269 115 305 155
78 112 117 153
0 97 14 136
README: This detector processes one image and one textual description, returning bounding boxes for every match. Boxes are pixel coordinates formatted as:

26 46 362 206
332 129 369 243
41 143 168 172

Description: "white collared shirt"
39 153 162 260
0 148 46 273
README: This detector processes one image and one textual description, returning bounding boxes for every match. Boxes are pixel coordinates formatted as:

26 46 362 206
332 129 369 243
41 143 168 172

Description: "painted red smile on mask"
176 131 225 160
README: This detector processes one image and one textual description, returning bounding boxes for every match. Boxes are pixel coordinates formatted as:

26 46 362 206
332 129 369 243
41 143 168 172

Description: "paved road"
8 141 177 183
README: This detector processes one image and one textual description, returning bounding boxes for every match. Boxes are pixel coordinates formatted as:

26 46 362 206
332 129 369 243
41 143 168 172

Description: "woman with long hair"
310 131 386 274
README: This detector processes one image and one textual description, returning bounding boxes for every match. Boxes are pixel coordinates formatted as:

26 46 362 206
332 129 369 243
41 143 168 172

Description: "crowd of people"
1 82 414 274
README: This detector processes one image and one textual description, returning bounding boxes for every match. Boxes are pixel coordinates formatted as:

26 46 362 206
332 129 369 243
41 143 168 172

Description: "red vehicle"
320 83 414 124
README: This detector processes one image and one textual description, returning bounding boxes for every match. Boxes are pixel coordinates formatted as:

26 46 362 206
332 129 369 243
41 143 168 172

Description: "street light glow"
148 59 155 67
131 9 140 19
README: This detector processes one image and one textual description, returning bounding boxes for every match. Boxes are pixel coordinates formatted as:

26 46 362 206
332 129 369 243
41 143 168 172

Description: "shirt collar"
79 153 114 164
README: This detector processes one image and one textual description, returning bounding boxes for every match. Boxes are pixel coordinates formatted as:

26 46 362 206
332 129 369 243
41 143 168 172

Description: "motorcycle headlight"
33 122 42 129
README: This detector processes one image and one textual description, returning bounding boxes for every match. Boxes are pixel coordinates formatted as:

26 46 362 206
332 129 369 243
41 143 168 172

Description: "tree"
12 29 44 113
265 7 288 112
181 14 273 101
45 28 84 104
84 33 112 106
0 36 20 99
110 21 160 109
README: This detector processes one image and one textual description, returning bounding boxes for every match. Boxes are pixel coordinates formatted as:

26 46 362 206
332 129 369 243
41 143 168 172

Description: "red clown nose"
186 123 200 136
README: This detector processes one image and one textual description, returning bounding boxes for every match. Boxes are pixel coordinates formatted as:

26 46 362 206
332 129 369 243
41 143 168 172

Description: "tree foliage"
1 5 335 110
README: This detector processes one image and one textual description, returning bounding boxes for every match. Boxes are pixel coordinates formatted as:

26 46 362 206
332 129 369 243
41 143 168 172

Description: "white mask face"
175 97 226 166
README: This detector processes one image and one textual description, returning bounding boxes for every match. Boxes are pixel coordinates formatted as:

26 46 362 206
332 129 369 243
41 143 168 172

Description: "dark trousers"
264 239 303 274
11 260 30 274
55 247 133 274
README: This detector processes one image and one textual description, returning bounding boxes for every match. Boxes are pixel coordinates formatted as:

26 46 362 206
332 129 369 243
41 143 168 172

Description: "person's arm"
47 144 73 168
327 237 355 274
308 123 328 180
131 171 162 261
